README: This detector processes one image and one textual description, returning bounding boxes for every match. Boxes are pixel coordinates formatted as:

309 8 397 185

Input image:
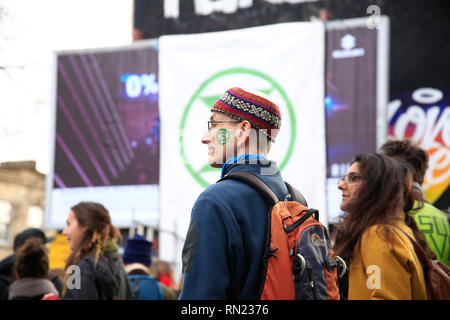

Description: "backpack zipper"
307 268 319 300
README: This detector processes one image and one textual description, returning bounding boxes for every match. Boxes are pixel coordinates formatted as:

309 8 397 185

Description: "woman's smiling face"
338 162 365 212
63 210 87 251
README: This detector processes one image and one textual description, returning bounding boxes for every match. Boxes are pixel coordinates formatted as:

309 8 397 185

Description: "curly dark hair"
380 139 429 185
14 238 49 279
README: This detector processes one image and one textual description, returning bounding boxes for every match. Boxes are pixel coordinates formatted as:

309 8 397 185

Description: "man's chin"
209 162 224 169
207 156 224 168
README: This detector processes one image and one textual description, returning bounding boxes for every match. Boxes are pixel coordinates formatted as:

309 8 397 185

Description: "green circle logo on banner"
179 67 296 188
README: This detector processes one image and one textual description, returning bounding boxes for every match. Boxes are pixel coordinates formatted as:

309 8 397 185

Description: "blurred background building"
0 161 45 258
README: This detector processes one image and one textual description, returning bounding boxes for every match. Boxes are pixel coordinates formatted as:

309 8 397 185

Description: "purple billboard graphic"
54 49 159 188
325 29 377 175
47 44 160 228
388 86 450 211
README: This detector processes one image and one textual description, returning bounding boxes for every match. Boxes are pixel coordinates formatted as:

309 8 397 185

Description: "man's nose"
201 130 212 144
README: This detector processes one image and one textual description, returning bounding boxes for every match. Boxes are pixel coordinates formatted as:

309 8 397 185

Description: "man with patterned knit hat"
179 87 294 299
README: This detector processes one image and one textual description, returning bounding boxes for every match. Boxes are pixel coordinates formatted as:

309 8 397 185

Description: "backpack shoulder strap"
285 182 308 207
130 276 141 299
394 226 429 270
219 171 279 206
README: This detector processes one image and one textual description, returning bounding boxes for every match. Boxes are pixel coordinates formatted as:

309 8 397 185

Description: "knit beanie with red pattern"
211 87 282 142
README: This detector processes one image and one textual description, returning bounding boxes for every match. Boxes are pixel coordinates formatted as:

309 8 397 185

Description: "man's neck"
243 144 267 158
220 153 267 178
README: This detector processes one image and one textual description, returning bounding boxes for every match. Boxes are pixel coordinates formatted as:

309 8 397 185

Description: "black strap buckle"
293 253 306 281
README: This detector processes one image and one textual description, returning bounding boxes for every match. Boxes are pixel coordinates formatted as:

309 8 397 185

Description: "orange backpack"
221 171 346 300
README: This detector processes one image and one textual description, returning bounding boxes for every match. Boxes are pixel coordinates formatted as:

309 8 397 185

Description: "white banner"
158 22 325 277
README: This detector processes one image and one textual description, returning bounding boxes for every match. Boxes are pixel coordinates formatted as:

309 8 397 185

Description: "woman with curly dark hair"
61 201 131 299
333 152 434 300
9 238 59 300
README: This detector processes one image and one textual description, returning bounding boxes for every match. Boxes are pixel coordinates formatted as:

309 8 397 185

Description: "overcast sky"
0 0 133 174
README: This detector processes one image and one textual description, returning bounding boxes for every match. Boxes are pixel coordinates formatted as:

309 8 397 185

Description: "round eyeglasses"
338 173 365 184
207 120 242 131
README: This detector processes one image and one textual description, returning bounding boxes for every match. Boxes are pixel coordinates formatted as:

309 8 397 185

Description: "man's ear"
237 121 251 141
241 121 252 134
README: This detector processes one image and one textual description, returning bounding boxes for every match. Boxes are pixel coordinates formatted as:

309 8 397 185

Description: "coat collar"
221 154 267 178
8 277 58 299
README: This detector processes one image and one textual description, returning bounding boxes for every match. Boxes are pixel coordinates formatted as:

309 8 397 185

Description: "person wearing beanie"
123 234 177 300
123 233 153 273
180 87 298 299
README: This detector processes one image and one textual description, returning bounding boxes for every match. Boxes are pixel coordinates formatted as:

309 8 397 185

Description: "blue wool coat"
179 160 289 300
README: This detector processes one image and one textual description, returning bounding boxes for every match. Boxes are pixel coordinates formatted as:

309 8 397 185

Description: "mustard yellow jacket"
348 214 427 300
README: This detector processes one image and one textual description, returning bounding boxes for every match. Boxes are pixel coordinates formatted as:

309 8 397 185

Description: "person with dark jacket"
8 238 59 300
179 87 291 299
61 201 132 300
122 233 179 300
0 228 62 299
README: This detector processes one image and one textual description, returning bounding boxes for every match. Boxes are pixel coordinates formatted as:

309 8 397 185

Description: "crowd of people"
0 204 180 300
178 87 449 300
0 87 448 300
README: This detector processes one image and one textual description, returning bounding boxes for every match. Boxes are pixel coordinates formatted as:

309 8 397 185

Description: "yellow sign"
48 234 71 270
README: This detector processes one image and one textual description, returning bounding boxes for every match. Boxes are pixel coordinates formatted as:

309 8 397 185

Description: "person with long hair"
380 139 449 266
333 153 434 300
62 201 131 299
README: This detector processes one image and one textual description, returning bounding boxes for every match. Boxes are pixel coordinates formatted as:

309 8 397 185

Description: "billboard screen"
325 18 389 223
388 86 450 211
46 43 160 228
